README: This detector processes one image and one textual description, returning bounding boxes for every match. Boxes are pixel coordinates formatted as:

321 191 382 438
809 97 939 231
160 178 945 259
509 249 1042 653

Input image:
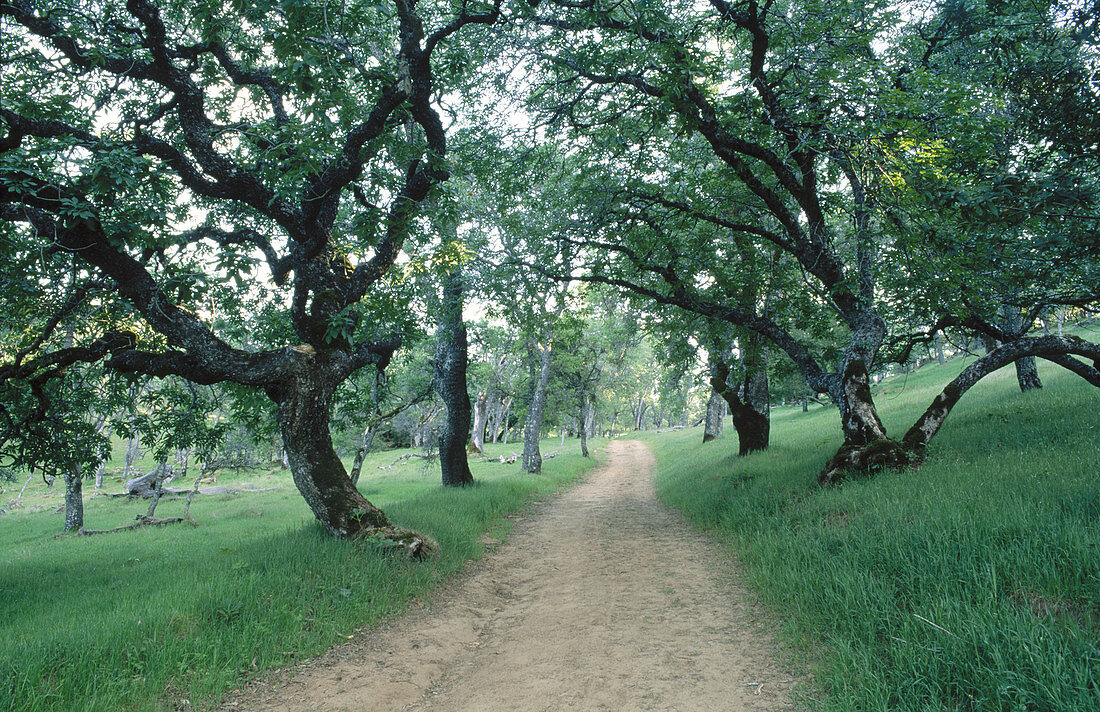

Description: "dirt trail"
226 440 801 712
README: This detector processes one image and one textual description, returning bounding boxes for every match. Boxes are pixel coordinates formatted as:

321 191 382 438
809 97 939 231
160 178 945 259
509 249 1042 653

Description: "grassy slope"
0 439 600 712
639 349 1099 712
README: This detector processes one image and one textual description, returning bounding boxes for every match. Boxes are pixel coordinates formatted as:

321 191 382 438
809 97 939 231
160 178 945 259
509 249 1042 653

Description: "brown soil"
221 440 803 711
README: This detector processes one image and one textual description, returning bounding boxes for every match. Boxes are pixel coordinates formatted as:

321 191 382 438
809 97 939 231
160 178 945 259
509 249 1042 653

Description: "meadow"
3 335 1098 712
0 439 600 712
642 340 1100 711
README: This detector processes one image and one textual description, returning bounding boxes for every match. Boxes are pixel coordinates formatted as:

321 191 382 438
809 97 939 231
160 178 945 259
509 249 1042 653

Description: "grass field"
0 439 600 712
639 340 1100 711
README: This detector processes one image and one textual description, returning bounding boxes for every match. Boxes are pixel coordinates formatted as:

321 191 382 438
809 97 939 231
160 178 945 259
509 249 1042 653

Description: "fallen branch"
478 453 520 464
196 486 280 495
100 486 279 498
59 515 197 537
377 452 437 470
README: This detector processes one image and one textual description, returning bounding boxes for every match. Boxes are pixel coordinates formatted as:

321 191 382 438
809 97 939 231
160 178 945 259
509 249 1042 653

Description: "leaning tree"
0 0 501 553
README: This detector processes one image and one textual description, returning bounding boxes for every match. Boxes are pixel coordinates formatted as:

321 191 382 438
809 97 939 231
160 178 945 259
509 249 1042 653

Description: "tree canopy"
2 0 1098 547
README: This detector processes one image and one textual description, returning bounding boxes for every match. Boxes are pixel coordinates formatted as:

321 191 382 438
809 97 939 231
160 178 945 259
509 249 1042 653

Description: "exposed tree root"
819 438 912 485
358 525 438 559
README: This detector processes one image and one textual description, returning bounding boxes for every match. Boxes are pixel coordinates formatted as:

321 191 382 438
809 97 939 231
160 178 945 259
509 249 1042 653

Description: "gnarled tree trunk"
277 360 435 557
578 401 590 458
818 317 910 484
903 335 1100 459
710 354 769 455
349 425 378 486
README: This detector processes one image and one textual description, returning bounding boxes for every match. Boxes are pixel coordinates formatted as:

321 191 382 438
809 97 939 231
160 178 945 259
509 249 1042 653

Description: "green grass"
640 350 1100 711
0 438 600 712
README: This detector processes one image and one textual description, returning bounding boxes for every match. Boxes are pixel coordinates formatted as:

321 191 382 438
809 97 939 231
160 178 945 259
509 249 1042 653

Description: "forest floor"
218 439 803 712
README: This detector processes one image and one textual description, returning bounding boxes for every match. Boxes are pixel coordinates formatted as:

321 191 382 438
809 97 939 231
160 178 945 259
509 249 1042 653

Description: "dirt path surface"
226 440 801 712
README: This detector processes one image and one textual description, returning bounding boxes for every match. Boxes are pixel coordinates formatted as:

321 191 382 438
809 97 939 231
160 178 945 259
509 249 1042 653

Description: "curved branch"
902 335 1100 454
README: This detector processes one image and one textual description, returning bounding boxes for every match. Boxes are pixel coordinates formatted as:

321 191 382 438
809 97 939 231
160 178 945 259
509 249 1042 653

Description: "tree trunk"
124 434 140 478
608 410 619 438
743 332 770 427
175 448 189 482
710 355 769 455
63 471 84 532
1014 357 1043 391
470 391 489 454
522 339 553 473
632 395 647 430
349 425 378 485
816 317 910 484
125 461 174 496
276 361 435 557
1002 305 1042 391
145 461 170 519
499 399 511 444
702 389 724 443
579 400 590 458
434 263 474 487
935 333 946 365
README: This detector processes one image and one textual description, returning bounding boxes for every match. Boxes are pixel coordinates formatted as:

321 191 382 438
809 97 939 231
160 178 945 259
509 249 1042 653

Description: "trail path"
227 440 801 712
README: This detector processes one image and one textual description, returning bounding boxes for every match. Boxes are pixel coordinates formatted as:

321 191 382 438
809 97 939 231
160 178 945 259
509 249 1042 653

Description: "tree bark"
434 263 474 487
632 395 647 430
145 461 170 519
63 471 84 532
702 389 724 443
125 462 174 496
1014 356 1043 391
277 359 435 557
522 338 553 473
